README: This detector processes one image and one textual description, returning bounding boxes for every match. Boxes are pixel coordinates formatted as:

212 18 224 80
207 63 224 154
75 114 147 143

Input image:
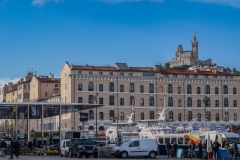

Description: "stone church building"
166 32 212 68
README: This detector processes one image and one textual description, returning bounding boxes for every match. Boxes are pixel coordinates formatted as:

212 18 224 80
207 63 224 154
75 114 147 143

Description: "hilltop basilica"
166 32 212 68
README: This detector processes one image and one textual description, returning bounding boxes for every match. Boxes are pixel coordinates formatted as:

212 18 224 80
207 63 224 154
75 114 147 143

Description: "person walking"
212 139 220 159
173 141 178 158
198 140 203 159
15 140 20 158
190 142 196 159
165 139 171 158
203 139 207 159
9 138 15 160
232 140 238 160
0 139 7 157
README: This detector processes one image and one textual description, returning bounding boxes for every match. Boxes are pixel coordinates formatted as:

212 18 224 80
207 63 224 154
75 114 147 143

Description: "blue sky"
1 0 240 86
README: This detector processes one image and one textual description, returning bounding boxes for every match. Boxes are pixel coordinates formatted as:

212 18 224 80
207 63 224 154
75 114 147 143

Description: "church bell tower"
192 31 198 59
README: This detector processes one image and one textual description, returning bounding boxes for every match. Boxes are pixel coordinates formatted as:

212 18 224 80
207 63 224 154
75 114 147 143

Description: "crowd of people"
0 138 21 159
165 139 239 159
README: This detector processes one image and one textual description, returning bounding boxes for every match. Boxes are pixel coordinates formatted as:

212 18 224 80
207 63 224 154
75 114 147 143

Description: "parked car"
60 139 70 157
111 138 158 159
68 138 98 158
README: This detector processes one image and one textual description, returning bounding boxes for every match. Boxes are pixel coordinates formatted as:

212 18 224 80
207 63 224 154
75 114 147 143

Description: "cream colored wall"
39 82 59 100
30 76 39 102
62 68 240 123
60 63 72 103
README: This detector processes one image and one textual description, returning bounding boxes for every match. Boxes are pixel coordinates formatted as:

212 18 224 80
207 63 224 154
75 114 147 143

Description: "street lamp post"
203 96 208 126
94 93 98 141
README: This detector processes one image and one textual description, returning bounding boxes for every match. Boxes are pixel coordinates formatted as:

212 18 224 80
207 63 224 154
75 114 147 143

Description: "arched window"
99 84 103 92
205 97 210 107
234 113 237 121
140 98 144 106
224 98 228 107
233 87 237 94
129 83 134 92
78 83 82 91
188 111 192 121
223 85 228 94
206 111 211 121
109 95 114 105
99 126 104 131
130 96 135 105
89 110 94 119
216 113 219 122
178 113 181 121
88 126 94 130
168 84 172 94
99 97 103 104
141 112 144 120
168 111 173 121
187 97 192 107
205 85 210 94
149 83 154 93
109 82 114 92
88 95 94 104
168 97 173 106
215 87 219 94
99 112 104 120
178 99 181 107
109 110 114 118
88 81 94 91
149 96 154 106
150 111 154 119
187 84 192 94
120 112 124 120
215 100 219 107
233 100 237 107
197 100 201 107
224 111 229 121
197 113 201 121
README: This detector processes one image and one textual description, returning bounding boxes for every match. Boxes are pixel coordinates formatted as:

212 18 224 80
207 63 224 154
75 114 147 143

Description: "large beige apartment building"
60 61 240 137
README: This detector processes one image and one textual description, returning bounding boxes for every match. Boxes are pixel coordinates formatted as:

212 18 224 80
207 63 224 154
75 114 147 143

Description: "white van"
60 139 71 157
111 138 158 159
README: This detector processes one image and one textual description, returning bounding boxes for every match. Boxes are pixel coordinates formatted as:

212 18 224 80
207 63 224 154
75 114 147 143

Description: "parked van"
111 138 158 159
60 139 70 157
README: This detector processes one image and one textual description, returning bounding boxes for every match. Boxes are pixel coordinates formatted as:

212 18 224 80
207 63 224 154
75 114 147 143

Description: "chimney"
49 73 54 80
154 65 160 71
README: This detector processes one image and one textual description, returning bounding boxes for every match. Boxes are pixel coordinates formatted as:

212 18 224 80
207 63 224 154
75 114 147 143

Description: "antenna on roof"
106 63 108 66
34 71 37 76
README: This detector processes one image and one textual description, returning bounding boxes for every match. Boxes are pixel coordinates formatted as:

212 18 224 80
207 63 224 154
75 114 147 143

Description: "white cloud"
96 0 164 4
0 78 20 88
31 0 64 7
190 0 240 8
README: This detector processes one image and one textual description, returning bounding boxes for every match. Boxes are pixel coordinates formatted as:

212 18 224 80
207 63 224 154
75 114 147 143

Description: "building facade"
61 62 240 137
29 73 60 102
166 32 212 68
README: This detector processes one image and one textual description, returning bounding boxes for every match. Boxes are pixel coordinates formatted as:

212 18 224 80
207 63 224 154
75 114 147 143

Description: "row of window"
78 82 237 95
78 82 155 93
164 74 233 79
169 84 236 95
78 95 237 107
87 110 237 122
78 96 155 106
185 97 237 107
76 71 234 79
